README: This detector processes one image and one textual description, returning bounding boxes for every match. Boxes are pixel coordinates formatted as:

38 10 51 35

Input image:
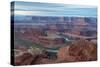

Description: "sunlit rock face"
14 40 97 65
57 40 97 62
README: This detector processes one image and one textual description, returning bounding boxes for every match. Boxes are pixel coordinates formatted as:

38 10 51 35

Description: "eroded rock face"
14 52 50 65
14 52 36 65
57 40 97 62
14 40 97 65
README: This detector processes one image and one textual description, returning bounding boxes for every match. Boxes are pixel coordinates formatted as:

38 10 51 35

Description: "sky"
11 1 97 17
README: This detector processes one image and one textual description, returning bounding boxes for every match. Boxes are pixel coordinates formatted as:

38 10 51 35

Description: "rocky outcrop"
14 40 97 65
57 40 97 62
14 53 35 65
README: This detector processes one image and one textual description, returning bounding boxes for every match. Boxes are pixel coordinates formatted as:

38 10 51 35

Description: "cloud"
13 1 97 17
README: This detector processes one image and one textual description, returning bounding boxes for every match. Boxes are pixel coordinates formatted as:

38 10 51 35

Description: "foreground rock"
57 40 97 62
14 40 97 65
14 52 36 65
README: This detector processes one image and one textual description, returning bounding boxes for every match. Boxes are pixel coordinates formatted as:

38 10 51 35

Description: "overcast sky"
12 1 97 17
